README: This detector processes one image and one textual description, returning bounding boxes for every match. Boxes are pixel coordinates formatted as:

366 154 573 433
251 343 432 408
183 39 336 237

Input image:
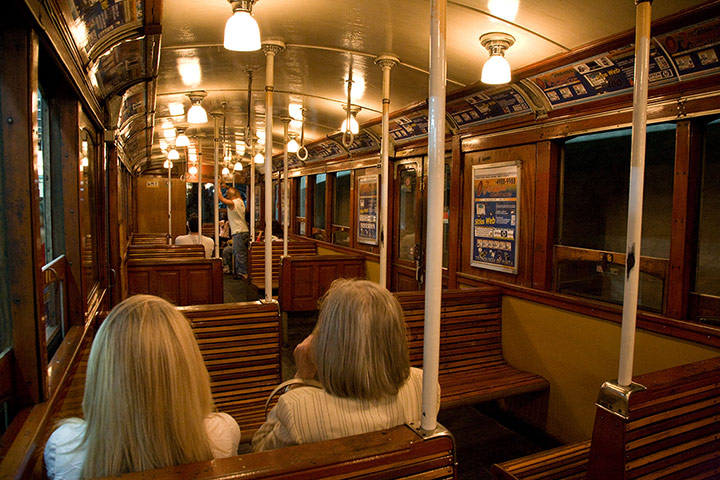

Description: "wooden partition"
127 258 223 306
247 240 317 290
279 255 365 312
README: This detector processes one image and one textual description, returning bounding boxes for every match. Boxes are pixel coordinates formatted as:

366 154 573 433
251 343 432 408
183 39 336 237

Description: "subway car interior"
2 0 720 478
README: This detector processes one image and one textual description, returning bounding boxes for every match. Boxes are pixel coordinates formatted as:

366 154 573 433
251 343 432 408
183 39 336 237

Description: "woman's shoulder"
47 418 86 446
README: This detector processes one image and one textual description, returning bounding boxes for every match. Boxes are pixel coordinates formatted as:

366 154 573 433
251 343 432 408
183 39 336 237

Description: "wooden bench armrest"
100 424 456 480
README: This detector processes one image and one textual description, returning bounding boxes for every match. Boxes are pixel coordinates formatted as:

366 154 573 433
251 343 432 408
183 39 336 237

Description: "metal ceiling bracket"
596 380 646 419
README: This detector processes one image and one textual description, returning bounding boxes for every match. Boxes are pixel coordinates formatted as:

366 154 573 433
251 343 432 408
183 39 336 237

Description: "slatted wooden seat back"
395 288 549 422
491 356 720 480
98 424 457 480
247 240 317 290
131 233 169 245
127 244 205 260
178 301 282 443
127 258 223 306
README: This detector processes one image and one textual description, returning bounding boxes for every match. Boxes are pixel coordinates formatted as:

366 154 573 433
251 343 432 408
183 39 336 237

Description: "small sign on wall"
146 180 159 188
470 161 520 274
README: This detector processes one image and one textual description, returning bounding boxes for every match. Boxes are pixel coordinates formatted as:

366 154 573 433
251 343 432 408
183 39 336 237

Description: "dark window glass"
314 174 326 229
557 123 676 312
696 118 720 297
398 168 417 261
334 170 351 228
297 176 306 217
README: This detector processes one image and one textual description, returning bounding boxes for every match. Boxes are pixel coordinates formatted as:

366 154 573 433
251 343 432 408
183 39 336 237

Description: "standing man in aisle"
219 185 250 279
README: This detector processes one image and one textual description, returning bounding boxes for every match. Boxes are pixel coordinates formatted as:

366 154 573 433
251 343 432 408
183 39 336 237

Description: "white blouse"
252 367 439 451
44 413 240 480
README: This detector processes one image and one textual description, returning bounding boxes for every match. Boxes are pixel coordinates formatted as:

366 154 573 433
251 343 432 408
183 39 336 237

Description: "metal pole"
198 150 202 242
422 0 446 433
618 0 652 387
375 54 399 288
212 113 222 258
167 164 172 244
281 116 291 257
250 144 256 241
263 41 285 301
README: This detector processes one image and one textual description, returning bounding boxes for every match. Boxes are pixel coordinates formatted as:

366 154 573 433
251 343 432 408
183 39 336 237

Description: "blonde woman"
44 295 240 480
252 279 440 451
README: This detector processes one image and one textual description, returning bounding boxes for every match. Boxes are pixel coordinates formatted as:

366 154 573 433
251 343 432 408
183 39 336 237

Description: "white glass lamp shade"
163 159 174 169
341 116 359 135
188 165 198 175
481 54 511 84
176 132 190 147
224 11 261 51
234 161 243 171
168 148 180 160
254 152 264 164
287 137 299 153
187 104 208 124
222 166 230 176
159 139 168 151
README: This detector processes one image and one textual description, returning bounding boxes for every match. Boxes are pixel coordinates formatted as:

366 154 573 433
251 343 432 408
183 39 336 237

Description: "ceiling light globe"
168 148 180 160
341 117 360 135
187 104 208 124
222 166 230 175
176 133 190 147
234 161 243 171
287 138 299 153
224 11 261 51
254 152 264 164
481 54 511 84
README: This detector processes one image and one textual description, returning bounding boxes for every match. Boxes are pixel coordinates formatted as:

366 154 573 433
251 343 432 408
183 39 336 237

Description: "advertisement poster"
357 174 379 245
471 162 520 274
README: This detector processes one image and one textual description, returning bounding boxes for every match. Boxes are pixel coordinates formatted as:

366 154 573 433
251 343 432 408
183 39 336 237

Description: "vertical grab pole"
618 0 652 387
281 116 291 257
212 113 222 258
167 164 172 244
375 54 399 288
263 41 285 301
198 150 203 248
422 0 447 433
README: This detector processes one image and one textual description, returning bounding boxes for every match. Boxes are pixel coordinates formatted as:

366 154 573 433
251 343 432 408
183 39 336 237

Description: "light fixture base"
187 91 207 105
479 32 515 54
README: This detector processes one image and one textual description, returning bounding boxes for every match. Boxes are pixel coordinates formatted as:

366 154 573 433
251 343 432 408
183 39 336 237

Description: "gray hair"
314 279 410 400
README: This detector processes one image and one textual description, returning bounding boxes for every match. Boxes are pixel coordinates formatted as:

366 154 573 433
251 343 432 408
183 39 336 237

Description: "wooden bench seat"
395 288 550 425
127 243 206 260
491 355 720 479
131 233 170 245
100 424 456 480
247 240 317 291
178 301 282 443
279 255 365 312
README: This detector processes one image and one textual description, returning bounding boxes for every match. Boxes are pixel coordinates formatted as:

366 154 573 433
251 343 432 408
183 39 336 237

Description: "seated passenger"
252 279 439 451
45 295 240 480
175 214 214 258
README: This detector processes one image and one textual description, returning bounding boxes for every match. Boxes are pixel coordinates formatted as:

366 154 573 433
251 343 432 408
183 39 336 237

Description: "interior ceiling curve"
55 0 718 174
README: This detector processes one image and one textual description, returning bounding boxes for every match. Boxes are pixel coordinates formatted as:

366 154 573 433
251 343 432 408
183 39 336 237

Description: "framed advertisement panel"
357 174 379 245
470 162 520 274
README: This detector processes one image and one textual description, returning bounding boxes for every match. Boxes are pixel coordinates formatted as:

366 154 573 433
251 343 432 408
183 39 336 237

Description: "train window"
556 123 676 312
296 176 307 235
398 167 417 261
695 118 720 299
332 170 351 246
314 174 326 231
79 128 99 300
37 88 54 264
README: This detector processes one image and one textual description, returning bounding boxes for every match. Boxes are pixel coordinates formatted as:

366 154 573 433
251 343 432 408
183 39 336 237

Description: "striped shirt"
252 368 439 451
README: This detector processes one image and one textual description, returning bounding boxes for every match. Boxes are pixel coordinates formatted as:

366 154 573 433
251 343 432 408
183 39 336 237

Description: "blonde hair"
226 187 239 199
80 295 215 478
314 279 410 400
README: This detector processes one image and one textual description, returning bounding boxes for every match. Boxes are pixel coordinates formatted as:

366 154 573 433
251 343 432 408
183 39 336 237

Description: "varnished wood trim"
447 135 461 288
532 141 557 290
667 120 702 319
